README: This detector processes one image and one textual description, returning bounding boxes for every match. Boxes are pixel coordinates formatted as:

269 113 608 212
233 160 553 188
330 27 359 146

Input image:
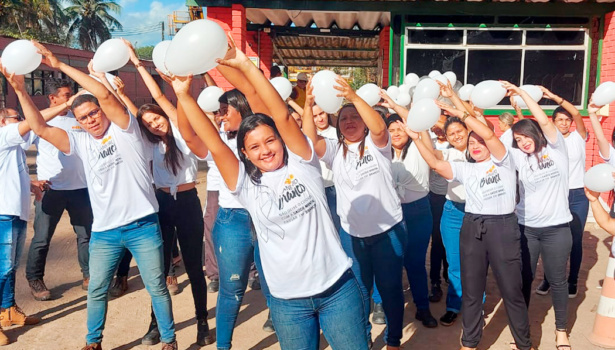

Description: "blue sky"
111 0 189 48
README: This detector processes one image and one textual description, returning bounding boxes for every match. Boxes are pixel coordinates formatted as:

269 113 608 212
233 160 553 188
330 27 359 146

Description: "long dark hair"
136 104 184 176
386 114 411 160
336 104 368 159
511 119 548 157
237 113 289 184
219 89 253 119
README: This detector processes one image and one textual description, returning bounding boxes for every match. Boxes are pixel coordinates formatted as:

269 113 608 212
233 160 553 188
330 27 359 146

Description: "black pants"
26 188 93 280
520 223 572 330
428 192 448 285
460 213 531 350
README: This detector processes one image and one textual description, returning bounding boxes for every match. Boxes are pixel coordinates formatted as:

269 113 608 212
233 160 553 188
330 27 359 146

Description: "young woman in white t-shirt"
502 81 573 349
404 103 534 350
168 43 368 350
534 86 589 299
306 82 407 350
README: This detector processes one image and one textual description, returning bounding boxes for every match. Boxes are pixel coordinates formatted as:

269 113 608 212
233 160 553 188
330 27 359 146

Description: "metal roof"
246 9 390 30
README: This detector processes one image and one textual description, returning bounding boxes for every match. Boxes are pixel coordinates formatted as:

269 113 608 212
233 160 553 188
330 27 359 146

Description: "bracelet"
135 62 143 68
461 111 470 123
558 97 565 105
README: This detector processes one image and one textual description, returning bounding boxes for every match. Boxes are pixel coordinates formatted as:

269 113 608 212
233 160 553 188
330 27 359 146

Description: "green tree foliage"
65 0 123 51
136 45 154 60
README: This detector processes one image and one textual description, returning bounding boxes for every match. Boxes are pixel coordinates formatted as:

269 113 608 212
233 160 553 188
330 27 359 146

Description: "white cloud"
115 1 186 47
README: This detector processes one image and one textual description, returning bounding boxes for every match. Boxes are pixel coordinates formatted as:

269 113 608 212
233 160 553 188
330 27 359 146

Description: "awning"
246 9 390 30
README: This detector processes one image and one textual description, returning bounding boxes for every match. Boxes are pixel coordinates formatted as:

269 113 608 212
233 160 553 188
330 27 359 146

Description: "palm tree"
64 0 122 51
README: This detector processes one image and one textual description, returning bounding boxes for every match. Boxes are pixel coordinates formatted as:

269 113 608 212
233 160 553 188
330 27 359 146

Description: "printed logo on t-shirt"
465 164 505 211
71 125 83 131
86 135 123 185
343 146 381 184
522 153 559 191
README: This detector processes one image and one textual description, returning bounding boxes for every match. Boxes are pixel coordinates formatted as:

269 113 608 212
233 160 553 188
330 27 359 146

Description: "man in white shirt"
2 43 177 350
26 79 93 302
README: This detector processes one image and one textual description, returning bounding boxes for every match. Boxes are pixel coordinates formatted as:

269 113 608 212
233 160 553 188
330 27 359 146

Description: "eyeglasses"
76 108 101 122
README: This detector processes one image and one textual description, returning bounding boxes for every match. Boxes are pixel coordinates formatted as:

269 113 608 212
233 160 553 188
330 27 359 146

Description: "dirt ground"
4 152 614 349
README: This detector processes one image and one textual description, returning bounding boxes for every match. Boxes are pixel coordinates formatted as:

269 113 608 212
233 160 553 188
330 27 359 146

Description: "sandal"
555 329 571 350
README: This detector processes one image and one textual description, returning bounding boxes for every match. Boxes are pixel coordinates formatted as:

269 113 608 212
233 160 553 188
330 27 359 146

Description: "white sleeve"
449 161 467 184
321 138 338 168
0 123 28 149
368 132 392 158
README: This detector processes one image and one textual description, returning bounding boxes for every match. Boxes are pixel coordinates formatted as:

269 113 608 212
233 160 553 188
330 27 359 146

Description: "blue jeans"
325 186 341 233
86 214 174 344
270 269 369 350
0 216 26 309
440 200 465 313
340 222 407 347
568 188 589 285
213 207 270 350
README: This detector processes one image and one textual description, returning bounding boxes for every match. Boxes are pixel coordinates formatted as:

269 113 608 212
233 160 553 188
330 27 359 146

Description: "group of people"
0 32 612 350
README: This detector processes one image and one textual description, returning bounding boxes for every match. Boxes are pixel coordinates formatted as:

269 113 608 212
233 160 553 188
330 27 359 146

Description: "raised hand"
0 60 26 91
510 96 521 111
32 41 62 69
216 33 250 70
333 76 358 102
537 85 559 101
437 80 454 99
87 60 105 80
114 76 126 95
435 100 463 118
587 99 602 115
500 80 522 97
379 89 397 109
305 78 315 108
167 73 193 96
585 187 601 202
121 38 140 65
396 120 419 140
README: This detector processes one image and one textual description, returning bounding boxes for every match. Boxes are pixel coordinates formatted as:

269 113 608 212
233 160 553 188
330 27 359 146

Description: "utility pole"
161 21 165 41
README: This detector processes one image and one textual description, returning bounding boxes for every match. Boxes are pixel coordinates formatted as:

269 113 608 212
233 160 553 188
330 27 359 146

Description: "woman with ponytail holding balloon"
401 101 534 350
533 86 588 299
501 81 573 350
167 42 369 350
306 77 407 350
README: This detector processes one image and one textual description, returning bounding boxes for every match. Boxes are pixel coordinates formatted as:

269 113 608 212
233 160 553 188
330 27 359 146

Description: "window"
24 70 59 96
404 27 588 108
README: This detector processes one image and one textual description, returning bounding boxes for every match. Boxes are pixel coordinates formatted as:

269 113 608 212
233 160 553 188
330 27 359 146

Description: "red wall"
380 26 390 87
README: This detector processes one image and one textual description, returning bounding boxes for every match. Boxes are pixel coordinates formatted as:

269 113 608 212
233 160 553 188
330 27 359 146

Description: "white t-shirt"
450 151 517 215
442 148 467 203
152 123 201 195
205 132 243 209
511 132 572 227
0 123 32 221
321 134 403 237
67 115 159 231
392 142 430 204
429 137 451 195
500 128 514 149
206 160 221 192
600 144 615 167
564 130 588 190
35 112 87 190
317 126 337 188
231 142 351 299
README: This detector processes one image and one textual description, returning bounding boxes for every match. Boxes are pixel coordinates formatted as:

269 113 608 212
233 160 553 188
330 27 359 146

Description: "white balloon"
92 39 129 73
387 85 400 100
312 70 343 114
270 77 293 100
356 83 381 107
413 79 440 100
470 80 507 109
89 73 118 91
428 70 441 79
407 98 441 132
395 93 411 107
165 19 228 76
197 86 224 112
512 84 544 108
405 73 420 87
399 84 411 94
434 74 448 85
152 40 172 74
584 163 615 192
458 84 475 101
1 40 41 75
453 81 463 92
443 71 457 86
592 81 615 106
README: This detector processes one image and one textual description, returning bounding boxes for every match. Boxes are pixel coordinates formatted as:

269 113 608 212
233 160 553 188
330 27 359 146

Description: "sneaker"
166 276 179 295
0 305 40 327
429 284 443 303
80 343 102 350
161 340 178 350
196 318 215 346
82 278 89 291
415 309 438 328
535 280 550 296
28 279 51 301
207 279 219 293
262 311 275 333
249 277 261 290
439 311 458 326
568 283 578 298
372 303 385 325
141 319 160 345
108 276 128 298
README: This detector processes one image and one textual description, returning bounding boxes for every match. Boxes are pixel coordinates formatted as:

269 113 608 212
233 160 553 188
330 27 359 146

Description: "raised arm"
34 41 129 129
1 65 69 152
540 85 586 139
588 101 611 159
379 89 409 121
510 96 525 120
403 124 453 179
300 81 327 158
170 74 239 190
114 76 138 116
175 100 209 158
335 77 388 147
502 80 558 143
586 188 615 235
217 43 311 160
123 39 176 119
